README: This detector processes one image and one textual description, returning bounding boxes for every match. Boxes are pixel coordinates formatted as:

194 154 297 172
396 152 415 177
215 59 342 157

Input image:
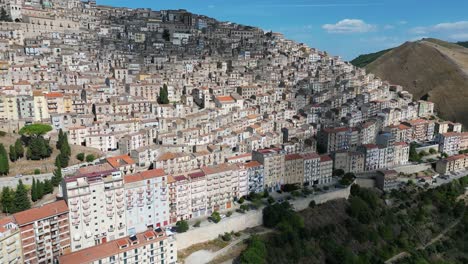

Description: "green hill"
456 41 468 48
350 48 393 68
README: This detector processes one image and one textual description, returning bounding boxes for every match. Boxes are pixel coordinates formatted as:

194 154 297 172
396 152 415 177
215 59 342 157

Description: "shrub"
267 196 275 204
76 153 85 162
323 186 329 191
221 232 232 241
193 220 201 227
240 204 249 212
227 211 233 217
429 148 437 154
309 200 316 208
0 131 6 137
34 169 41 175
238 197 245 204
176 220 189 233
211 211 221 223
282 184 300 192
85 154 96 162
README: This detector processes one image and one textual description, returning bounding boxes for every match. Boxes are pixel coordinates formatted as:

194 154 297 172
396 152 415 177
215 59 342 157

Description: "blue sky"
101 0 468 60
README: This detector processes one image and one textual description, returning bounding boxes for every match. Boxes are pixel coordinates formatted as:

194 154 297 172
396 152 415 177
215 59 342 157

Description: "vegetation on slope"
240 177 468 264
456 41 468 48
350 48 393 68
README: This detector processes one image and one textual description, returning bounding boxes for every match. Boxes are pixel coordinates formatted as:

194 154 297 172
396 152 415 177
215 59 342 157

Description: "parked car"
220 214 226 219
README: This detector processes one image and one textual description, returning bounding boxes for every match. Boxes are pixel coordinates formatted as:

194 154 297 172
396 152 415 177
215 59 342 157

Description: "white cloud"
449 33 468 40
322 19 376 34
398 20 408 25
410 21 468 34
383 25 395 30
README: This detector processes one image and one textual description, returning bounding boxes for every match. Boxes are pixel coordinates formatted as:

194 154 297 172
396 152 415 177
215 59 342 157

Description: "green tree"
36 180 44 200
19 124 52 137
76 152 85 161
43 179 53 194
31 178 37 202
8 144 16 162
85 154 96 162
0 7 12 22
0 144 9 175
14 139 24 159
162 29 170 41
176 220 189 233
14 180 31 212
51 165 62 187
27 137 52 160
158 84 169 104
211 211 221 223
240 235 267 264
1 186 15 213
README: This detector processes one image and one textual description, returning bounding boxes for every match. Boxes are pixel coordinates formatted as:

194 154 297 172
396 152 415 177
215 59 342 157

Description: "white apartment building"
58 229 177 264
62 164 127 252
124 169 170 235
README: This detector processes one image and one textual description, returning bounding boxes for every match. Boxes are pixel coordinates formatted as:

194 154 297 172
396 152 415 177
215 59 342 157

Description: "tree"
240 235 267 264
56 153 70 168
31 178 37 202
0 7 12 22
27 137 52 160
14 180 31 213
0 144 9 175
333 169 345 177
211 211 221 223
176 220 189 232
1 187 15 213
56 129 64 150
76 152 85 162
85 154 96 162
158 84 169 104
162 29 170 41
52 165 62 187
36 180 44 200
19 124 52 137
14 139 24 159
9 145 17 162
43 179 53 194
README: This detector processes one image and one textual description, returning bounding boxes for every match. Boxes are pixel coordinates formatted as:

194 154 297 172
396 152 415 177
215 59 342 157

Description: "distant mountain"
350 48 393 68
362 38 468 127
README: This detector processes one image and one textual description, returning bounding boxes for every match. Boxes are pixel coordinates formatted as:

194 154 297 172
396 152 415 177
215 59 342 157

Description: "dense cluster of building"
0 0 466 263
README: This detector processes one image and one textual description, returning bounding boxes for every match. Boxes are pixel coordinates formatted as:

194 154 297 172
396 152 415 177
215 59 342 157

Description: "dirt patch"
178 239 230 263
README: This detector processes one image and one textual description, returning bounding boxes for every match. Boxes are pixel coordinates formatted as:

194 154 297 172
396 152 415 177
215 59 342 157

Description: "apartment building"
319 155 333 184
0 216 23 264
168 175 191 223
62 164 127 252
58 229 177 264
13 201 70 264
252 148 286 191
243 160 265 194
333 151 365 174
402 119 435 142
436 154 468 174
302 152 321 186
284 154 304 185
436 132 468 155
124 169 169 235
318 127 360 153
188 170 208 218
201 163 238 213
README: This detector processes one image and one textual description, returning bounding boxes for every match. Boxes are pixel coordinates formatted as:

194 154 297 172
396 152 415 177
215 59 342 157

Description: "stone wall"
176 186 351 250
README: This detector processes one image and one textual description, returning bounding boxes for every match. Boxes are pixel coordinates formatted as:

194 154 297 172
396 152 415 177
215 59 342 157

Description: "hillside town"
0 1 467 264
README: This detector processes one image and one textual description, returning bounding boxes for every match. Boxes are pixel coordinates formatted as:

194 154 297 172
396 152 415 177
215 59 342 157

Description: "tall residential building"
301 152 321 186
188 170 208 218
333 151 365 174
252 148 286 190
168 175 191 223
58 229 177 264
284 153 304 185
13 201 70 264
319 155 333 184
201 163 238 213
62 164 127 252
124 169 169 235
243 160 265 194
318 127 360 153
0 216 23 264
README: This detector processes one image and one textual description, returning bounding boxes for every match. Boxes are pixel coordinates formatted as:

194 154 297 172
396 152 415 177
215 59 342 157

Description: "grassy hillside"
365 39 468 127
350 48 393 68
240 177 468 264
